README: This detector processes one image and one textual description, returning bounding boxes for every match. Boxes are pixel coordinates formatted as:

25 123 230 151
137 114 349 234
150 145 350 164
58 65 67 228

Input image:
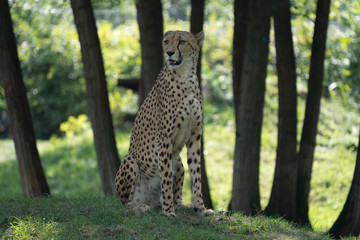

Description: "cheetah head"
162 31 204 68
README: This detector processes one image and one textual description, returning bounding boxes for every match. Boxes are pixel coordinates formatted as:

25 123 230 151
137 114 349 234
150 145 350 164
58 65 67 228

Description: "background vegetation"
0 0 359 238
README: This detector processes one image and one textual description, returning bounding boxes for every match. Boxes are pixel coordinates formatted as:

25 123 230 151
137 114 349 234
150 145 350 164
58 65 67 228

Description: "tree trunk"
136 0 163 106
232 0 248 118
265 0 298 221
297 0 331 225
70 0 120 195
329 128 360 239
190 0 212 210
0 0 50 197
190 0 204 84
231 0 270 215
229 0 248 211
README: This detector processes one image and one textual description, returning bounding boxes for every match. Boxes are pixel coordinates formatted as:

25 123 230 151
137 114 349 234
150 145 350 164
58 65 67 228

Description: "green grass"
0 196 338 240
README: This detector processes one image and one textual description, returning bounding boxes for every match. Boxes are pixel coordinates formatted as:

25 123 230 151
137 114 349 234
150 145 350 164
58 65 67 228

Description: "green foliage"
2 0 358 140
98 20 141 80
6 0 87 138
0 196 336 240
60 114 90 137
202 18 233 103
97 20 140 130
92 0 136 26
109 88 138 131
1 0 140 139
291 0 360 107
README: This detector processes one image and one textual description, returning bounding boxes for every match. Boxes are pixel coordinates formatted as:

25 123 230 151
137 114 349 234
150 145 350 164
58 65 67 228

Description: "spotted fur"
114 30 213 217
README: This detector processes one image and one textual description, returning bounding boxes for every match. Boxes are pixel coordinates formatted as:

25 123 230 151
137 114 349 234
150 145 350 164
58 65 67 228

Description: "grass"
0 79 359 238
0 196 339 239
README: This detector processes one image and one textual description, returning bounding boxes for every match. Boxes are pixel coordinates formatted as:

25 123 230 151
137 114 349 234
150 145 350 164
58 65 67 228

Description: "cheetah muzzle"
115 30 214 217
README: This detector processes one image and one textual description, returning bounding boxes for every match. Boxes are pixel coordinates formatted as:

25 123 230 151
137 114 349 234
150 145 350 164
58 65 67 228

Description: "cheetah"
114 30 213 217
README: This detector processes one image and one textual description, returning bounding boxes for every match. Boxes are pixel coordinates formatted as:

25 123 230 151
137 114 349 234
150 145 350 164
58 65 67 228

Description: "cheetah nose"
166 51 175 57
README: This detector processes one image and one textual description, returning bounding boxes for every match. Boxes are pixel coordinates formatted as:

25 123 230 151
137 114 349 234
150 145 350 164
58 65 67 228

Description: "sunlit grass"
3 216 58 240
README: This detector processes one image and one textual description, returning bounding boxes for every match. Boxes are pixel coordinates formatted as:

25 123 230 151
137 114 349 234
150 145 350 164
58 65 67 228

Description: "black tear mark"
177 41 183 63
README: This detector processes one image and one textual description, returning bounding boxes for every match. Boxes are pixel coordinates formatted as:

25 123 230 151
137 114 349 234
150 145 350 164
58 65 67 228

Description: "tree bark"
70 0 120 195
232 0 248 119
297 0 331 225
265 0 298 221
190 0 204 84
136 0 163 106
190 0 212 210
231 0 270 215
329 128 360 239
229 0 248 212
0 0 50 197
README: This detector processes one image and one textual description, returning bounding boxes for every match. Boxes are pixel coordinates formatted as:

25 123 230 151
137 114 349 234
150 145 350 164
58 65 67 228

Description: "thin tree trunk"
70 0 120 195
190 0 204 85
229 0 248 212
232 0 248 118
231 0 270 215
0 0 50 197
190 0 212 210
265 0 298 221
136 0 163 106
297 0 331 225
329 128 360 238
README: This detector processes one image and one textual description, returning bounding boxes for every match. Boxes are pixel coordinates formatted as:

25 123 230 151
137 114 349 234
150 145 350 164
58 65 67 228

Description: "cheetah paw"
163 211 177 217
197 208 214 216
175 202 192 209
128 202 150 212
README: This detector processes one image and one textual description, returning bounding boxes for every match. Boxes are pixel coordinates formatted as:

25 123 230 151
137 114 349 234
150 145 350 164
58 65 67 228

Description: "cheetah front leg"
159 139 176 217
186 130 214 216
172 156 190 208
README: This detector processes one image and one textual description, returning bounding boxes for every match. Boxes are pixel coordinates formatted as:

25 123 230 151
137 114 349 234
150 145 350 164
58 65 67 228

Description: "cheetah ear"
195 31 204 48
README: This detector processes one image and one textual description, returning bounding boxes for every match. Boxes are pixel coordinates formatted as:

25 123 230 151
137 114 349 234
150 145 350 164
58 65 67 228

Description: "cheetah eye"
163 40 169 45
179 40 186 44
